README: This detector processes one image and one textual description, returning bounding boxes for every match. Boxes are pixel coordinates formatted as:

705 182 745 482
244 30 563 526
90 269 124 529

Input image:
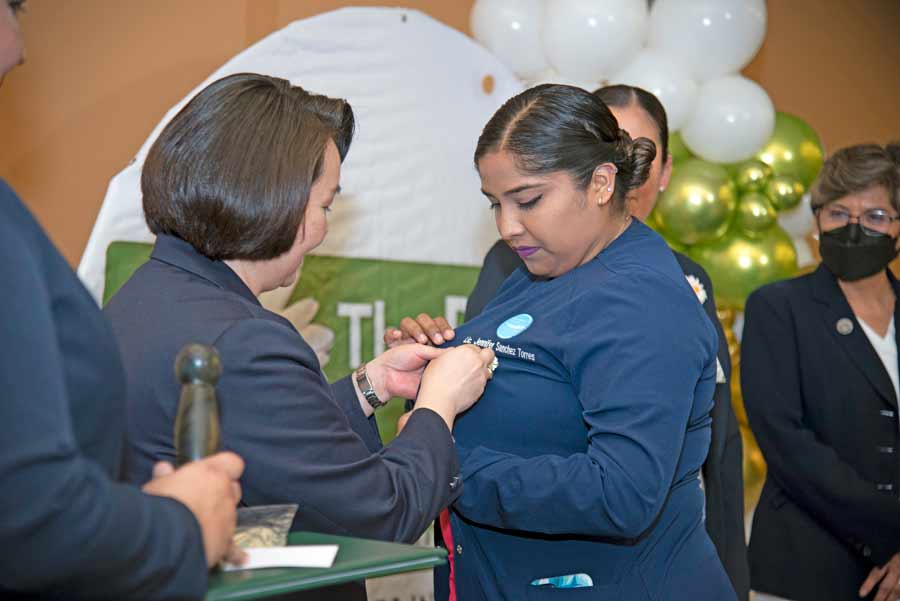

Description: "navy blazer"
0 182 207 600
104 234 462 544
463 238 749 600
742 264 900 601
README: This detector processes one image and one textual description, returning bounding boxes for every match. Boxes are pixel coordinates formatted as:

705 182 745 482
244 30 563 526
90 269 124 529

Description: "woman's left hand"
384 313 455 348
860 552 900 600
367 344 448 400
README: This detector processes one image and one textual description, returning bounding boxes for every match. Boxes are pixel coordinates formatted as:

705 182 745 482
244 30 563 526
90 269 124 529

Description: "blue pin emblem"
497 314 534 339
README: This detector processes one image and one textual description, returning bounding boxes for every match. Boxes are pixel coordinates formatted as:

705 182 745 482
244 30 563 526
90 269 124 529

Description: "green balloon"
733 159 774 194
689 225 798 309
668 131 695 164
655 159 737 246
756 112 825 189
766 175 805 211
737 192 777 236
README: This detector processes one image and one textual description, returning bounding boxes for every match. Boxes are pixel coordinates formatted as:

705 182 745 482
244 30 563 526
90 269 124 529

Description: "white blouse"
858 315 899 426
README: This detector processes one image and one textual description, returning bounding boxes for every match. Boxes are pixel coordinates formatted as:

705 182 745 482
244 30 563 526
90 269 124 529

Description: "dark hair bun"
887 141 900 166
615 128 656 192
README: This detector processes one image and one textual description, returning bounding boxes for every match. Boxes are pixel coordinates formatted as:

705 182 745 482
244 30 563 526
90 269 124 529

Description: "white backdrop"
78 7 522 303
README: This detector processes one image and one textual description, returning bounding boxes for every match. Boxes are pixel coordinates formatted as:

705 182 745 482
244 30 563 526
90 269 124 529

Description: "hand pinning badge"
836 318 854 336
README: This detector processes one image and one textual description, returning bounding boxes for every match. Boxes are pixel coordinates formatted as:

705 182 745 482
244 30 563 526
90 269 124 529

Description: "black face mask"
819 222 899 281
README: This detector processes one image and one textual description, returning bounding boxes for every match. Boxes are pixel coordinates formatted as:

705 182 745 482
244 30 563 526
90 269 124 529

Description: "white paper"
222 545 339 571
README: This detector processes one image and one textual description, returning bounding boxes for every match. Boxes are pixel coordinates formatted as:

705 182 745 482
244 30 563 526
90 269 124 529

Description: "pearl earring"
607 186 612 192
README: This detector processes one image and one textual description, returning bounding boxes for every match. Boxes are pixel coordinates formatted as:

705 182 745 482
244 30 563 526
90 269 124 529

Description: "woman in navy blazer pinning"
742 143 900 601
104 73 495 600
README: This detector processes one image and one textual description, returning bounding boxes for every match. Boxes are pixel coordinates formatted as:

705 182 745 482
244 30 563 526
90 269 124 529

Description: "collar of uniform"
150 234 261 307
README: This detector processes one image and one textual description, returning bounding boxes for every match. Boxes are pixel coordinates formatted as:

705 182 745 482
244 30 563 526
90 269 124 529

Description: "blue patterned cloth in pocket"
530 573 594 588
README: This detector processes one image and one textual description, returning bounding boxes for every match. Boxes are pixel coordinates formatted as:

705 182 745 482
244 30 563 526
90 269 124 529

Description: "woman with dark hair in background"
104 72 495 601
742 143 900 601
391 84 749 600
391 84 735 600
0 2 246 600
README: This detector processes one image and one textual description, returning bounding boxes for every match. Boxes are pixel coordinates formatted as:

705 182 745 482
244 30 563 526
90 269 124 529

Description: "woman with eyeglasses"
741 142 900 601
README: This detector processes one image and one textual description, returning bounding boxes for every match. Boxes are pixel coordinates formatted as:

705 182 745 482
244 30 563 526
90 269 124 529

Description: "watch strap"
355 363 385 409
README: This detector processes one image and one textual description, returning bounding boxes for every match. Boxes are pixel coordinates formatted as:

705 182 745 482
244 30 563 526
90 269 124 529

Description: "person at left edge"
0 2 247 600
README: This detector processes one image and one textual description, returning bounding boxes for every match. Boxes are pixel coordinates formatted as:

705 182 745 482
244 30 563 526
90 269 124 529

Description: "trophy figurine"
174 343 222 466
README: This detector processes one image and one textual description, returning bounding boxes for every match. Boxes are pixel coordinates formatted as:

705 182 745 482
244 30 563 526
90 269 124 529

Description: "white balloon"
526 68 598 93
543 0 648 83
681 75 775 163
470 0 548 80
649 0 767 82
612 48 698 131
778 192 816 238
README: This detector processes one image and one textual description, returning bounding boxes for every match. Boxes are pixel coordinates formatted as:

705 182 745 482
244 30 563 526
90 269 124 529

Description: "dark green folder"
206 532 447 601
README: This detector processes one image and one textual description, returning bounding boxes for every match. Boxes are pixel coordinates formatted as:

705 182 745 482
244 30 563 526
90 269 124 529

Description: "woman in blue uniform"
427 85 735 600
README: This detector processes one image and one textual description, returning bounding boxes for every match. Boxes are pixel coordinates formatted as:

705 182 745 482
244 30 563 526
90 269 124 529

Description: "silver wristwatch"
355 363 385 409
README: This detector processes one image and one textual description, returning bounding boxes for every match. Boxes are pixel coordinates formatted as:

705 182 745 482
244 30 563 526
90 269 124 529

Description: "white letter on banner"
373 300 385 357
337 302 372 368
444 296 468 329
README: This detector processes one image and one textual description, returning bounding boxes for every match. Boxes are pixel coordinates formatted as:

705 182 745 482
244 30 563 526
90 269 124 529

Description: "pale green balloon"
756 112 825 189
737 192 777 236
654 159 737 246
689 225 799 309
766 175 805 211
669 131 695 164
733 159 774 194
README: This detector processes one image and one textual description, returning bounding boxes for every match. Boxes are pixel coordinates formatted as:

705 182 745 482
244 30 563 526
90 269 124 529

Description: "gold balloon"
756 112 825 189
767 175 805 211
646 209 688 253
655 159 737 246
733 159 774 194
689 225 798 309
718 308 767 515
737 192 777 236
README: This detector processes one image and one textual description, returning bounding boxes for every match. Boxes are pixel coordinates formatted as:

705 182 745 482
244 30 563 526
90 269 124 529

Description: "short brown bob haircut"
142 73 354 261
810 142 900 213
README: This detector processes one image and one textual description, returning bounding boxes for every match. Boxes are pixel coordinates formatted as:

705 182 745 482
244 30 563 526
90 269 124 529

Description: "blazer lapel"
811 264 898 408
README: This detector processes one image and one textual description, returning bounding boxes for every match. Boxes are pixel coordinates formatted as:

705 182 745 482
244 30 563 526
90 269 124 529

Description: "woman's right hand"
414 344 495 431
384 313 455 348
143 452 245 568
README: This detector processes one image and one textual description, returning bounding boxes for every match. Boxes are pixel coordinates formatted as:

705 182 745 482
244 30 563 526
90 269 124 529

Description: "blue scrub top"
441 221 737 601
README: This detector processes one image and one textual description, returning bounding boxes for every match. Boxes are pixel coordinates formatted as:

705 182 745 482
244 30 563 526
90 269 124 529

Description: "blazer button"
449 476 461 490
863 546 873 558
456 544 463 556
878 446 895 454
877 483 894 492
